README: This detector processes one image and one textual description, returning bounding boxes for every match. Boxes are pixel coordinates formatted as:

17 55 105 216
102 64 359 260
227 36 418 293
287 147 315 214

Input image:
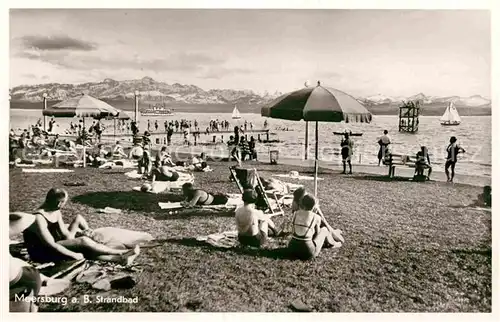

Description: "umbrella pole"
305 121 309 160
83 117 86 168
114 118 116 140
314 121 319 197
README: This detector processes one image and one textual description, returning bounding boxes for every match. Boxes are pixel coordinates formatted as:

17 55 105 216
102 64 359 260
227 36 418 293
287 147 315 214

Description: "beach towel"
196 230 239 248
273 174 323 181
90 227 154 249
14 163 36 168
22 168 74 173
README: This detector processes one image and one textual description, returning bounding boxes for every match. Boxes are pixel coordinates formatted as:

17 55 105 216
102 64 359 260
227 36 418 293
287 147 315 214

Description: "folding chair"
229 167 285 217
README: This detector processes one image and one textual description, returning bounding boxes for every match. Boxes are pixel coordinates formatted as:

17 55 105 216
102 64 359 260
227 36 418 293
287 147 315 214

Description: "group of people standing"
228 126 258 166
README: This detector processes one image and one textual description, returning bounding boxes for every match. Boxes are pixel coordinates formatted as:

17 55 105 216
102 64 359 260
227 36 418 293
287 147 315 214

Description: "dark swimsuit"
196 190 228 206
23 212 70 263
288 215 317 260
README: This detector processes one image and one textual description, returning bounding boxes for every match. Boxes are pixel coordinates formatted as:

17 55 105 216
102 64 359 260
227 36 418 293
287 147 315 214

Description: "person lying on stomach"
180 182 229 208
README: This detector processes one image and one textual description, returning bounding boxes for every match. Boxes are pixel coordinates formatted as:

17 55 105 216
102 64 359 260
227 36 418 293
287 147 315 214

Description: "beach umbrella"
261 81 372 196
42 93 120 167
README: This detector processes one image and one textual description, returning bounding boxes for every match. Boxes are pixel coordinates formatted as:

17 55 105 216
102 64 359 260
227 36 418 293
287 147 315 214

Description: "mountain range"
9 76 491 108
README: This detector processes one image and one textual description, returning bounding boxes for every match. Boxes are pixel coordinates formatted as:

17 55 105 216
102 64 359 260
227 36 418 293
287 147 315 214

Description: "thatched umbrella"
261 82 372 196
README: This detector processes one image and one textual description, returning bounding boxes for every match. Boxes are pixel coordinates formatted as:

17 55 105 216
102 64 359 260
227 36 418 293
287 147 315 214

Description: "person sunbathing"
192 153 208 171
288 194 339 260
152 165 180 183
22 188 140 265
112 141 127 158
235 189 278 248
181 182 229 208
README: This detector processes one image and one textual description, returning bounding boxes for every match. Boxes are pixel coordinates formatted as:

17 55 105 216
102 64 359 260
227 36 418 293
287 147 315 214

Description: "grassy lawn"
9 161 491 312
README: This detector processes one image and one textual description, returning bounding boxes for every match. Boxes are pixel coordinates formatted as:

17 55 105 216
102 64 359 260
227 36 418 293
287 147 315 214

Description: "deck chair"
229 167 285 217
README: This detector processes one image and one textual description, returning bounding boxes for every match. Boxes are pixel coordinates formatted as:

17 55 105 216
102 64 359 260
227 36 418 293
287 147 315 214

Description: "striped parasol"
261 82 372 196
42 93 119 118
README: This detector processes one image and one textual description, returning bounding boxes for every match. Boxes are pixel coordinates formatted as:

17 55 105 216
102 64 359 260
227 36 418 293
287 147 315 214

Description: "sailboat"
440 102 461 126
232 105 241 119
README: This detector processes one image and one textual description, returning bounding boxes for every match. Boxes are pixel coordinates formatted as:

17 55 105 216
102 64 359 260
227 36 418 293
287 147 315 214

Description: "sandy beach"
9 157 491 312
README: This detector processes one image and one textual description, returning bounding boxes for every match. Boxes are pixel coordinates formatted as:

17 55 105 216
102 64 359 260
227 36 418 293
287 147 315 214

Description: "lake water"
10 109 491 177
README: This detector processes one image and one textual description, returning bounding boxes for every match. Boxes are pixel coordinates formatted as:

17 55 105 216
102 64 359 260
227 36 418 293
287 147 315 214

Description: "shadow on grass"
451 247 492 257
72 191 183 212
165 237 292 260
349 175 415 183
152 208 236 220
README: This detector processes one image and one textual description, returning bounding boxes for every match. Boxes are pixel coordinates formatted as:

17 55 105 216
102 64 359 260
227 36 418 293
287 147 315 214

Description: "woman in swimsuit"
287 194 337 260
22 188 140 265
290 188 344 245
181 182 229 208
151 166 180 183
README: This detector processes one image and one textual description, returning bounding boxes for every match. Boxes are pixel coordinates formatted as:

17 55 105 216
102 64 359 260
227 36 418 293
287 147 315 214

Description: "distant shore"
9 100 492 116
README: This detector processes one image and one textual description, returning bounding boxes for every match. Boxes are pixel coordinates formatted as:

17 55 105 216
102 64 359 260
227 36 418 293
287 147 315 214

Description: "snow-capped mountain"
9 77 282 106
9 78 490 108
362 92 490 107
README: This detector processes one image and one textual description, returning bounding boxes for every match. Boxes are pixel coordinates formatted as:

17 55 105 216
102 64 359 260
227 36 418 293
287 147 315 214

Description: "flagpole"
314 121 319 197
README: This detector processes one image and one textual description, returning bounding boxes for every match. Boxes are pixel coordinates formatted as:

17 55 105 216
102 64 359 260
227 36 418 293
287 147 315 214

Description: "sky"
9 9 491 98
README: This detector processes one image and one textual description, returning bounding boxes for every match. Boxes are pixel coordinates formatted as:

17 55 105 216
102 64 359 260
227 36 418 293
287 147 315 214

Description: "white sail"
448 102 461 123
232 105 241 119
440 105 451 122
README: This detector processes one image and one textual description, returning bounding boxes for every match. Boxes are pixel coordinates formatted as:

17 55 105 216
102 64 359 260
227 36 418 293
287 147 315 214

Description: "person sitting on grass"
415 146 432 180
21 188 140 265
291 188 344 243
181 182 229 208
151 165 180 183
288 194 341 260
192 152 208 171
235 189 278 248
112 141 127 158
155 146 175 168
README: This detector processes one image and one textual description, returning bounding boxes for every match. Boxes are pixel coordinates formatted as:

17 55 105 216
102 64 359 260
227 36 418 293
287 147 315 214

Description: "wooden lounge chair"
229 167 285 217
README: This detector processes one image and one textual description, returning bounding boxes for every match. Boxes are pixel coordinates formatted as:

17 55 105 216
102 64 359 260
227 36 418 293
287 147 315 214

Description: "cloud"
19 35 97 51
200 66 254 79
15 49 226 74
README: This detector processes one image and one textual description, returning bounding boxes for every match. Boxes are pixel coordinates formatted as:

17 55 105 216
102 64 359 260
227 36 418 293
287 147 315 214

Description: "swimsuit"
288 214 317 260
23 212 71 263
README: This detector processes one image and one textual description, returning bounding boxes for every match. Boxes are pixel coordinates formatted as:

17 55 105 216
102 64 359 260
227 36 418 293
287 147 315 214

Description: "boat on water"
232 105 241 119
440 102 461 126
141 104 174 117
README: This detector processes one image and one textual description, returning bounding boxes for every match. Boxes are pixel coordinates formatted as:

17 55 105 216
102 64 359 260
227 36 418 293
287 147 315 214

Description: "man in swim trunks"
235 189 278 248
